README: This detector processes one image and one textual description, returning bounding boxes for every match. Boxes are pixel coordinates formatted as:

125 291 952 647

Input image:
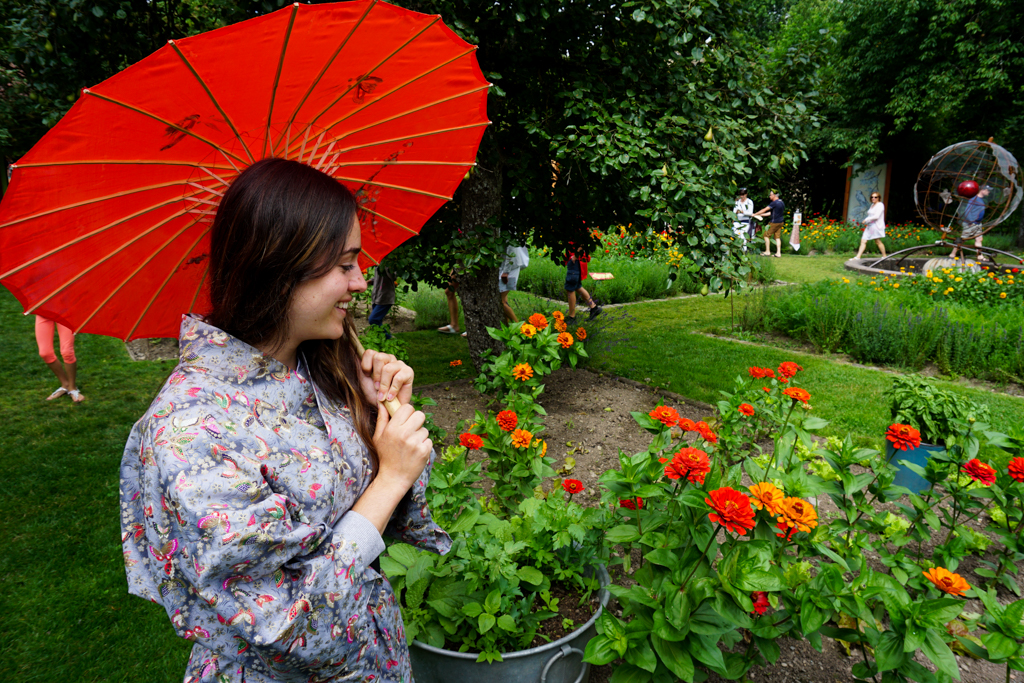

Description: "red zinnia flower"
695 421 718 444
775 521 798 540
748 366 776 379
619 497 644 510
563 479 585 494
751 591 770 616
885 423 922 451
459 433 483 450
667 447 711 485
649 405 680 428
1009 457 1024 483
705 487 756 535
778 362 803 378
678 418 696 431
961 459 997 486
496 410 518 432
738 403 755 416
782 387 810 404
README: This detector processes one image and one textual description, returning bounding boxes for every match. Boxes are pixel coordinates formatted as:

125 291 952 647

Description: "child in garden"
565 246 602 324
752 190 785 257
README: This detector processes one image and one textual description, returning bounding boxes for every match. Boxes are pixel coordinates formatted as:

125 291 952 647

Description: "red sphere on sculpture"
957 180 979 198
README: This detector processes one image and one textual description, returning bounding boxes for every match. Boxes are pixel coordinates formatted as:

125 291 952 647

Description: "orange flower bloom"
748 367 776 379
776 497 818 533
1009 457 1024 483
678 417 696 431
520 323 538 338
532 438 548 458
923 567 970 597
748 482 785 516
778 361 803 378
554 320 568 333
511 429 533 448
552 310 565 321
512 363 534 381
562 478 585 494
665 447 711 484
449 359 463 367
705 487 756 535
961 459 996 486
886 423 921 451
782 387 811 404
496 410 518 432
738 403 755 416
557 332 575 348
695 421 718 444
649 405 680 427
775 521 798 540
459 433 483 450
528 313 549 329
575 327 587 341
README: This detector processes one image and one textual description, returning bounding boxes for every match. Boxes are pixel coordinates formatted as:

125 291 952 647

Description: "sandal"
69 389 85 403
461 331 467 337
47 387 68 401
437 324 459 334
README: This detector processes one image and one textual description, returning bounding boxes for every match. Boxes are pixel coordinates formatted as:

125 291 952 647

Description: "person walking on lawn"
36 315 85 402
565 246 602 324
499 245 530 323
753 190 785 257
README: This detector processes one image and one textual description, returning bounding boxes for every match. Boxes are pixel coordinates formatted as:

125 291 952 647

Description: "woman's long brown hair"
205 158 378 470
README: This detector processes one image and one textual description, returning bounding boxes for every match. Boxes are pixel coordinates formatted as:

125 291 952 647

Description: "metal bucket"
410 565 611 683
886 441 945 493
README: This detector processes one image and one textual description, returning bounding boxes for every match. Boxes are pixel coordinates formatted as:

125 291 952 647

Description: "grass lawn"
769 253 852 284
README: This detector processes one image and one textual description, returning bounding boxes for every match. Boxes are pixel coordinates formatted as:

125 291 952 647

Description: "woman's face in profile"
285 218 366 346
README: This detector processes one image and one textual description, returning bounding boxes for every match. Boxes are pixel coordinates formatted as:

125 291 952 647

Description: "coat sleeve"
121 409 411 682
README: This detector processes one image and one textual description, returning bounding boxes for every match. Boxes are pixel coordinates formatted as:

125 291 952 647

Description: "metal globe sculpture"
914 140 1023 236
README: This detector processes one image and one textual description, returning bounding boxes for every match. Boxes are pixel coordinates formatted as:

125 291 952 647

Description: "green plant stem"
759 402 797 485
859 641 880 683
679 525 720 594
993 498 1024 581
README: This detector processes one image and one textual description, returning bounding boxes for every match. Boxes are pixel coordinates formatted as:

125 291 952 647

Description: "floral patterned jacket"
120 316 450 682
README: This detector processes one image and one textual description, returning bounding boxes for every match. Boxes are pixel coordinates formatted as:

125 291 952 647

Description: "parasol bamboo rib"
330 177 450 201
263 4 299 160
358 248 381 266
357 205 418 236
125 226 212 340
169 41 255 164
76 215 209 332
25 207 193 314
14 160 238 170
325 121 490 157
81 90 250 168
281 80 488 160
188 263 211 330
272 0 379 155
300 17 441 135
287 50 482 157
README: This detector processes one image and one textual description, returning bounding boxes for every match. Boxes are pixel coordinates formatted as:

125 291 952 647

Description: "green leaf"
734 569 782 592
686 634 726 672
651 635 695 680
484 589 501 614
981 632 1020 661
478 613 496 634
463 601 483 617
517 566 545 585
874 631 905 672
921 630 960 680
386 543 421 568
624 637 658 673
497 614 517 632
610 663 654 683
584 634 621 666
606 524 643 544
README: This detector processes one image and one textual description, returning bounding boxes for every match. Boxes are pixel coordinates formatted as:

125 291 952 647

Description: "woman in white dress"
855 191 887 260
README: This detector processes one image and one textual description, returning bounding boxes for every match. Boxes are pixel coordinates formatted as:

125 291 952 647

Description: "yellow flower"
1000 292 1007 299
955 277 962 282
748 483 785 516
892 283 900 288
777 497 818 533
520 323 538 338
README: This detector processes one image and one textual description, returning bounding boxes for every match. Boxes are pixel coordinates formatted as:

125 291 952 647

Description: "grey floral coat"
120 316 450 682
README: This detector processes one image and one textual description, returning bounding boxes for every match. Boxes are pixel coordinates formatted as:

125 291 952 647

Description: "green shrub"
406 286 456 330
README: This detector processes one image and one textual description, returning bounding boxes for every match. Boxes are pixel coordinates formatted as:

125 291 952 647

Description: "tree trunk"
458 163 504 369
1015 205 1024 249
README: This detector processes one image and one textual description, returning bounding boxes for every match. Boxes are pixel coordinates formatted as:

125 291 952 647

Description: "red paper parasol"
0 0 489 340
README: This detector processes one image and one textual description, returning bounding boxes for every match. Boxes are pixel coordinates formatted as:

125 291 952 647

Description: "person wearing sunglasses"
855 191 887 260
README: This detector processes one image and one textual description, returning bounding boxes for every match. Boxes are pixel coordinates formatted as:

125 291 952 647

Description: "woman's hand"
371 402 432 493
358 350 414 406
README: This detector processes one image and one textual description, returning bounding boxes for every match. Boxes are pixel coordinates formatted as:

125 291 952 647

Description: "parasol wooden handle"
347 326 403 417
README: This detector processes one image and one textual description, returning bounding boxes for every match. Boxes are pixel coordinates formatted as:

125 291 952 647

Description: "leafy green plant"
887 375 991 445
359 324 409 361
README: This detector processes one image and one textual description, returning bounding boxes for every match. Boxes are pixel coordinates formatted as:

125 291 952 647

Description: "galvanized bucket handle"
540 644 587 683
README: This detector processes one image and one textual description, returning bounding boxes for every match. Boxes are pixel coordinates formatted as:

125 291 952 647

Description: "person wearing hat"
732 187 754 251
752 190 785 257
950 185 991 260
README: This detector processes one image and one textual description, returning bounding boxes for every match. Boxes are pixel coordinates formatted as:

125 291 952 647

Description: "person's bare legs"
762 236 771 256
855 239 867 260
45 360 71 399
438 288 460 332
774 238 782 257
876 239 886 258
567 290 577 318
501 291 517 323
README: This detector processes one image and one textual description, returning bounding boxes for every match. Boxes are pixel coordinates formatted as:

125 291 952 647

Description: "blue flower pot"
885 441 945 493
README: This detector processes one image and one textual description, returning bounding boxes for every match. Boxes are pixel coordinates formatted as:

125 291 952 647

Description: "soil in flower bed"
418 367 1018 683
528 582 603 648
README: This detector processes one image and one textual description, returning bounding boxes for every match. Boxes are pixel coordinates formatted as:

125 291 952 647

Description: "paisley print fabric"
120 316 450 682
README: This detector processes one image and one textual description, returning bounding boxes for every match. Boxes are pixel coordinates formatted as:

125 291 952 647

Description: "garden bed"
417 368 1020 683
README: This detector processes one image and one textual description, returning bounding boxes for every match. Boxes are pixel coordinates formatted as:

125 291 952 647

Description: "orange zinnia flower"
923 567 970 597
552 310 565 321
776 497 818 533
695 421 718 444
511 429 533 448
705 487 756 535
557 332 574 348
532 439 548 458
666 447 711 485
450 359 463 367
777 361 803 378
649 405 680 427
520 323 538 338
528 313 549 329
496 410 518 432
748 482 785 516
885 423 921 451
562 479 585 494
575 327 587 341
1009 457 1024 483
554 320 568 333
782 387 811 404
512 363 534 381
678 417 696 431
748 367 776 379
738 403 755 417
459 433 483 450
961 459 996 486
